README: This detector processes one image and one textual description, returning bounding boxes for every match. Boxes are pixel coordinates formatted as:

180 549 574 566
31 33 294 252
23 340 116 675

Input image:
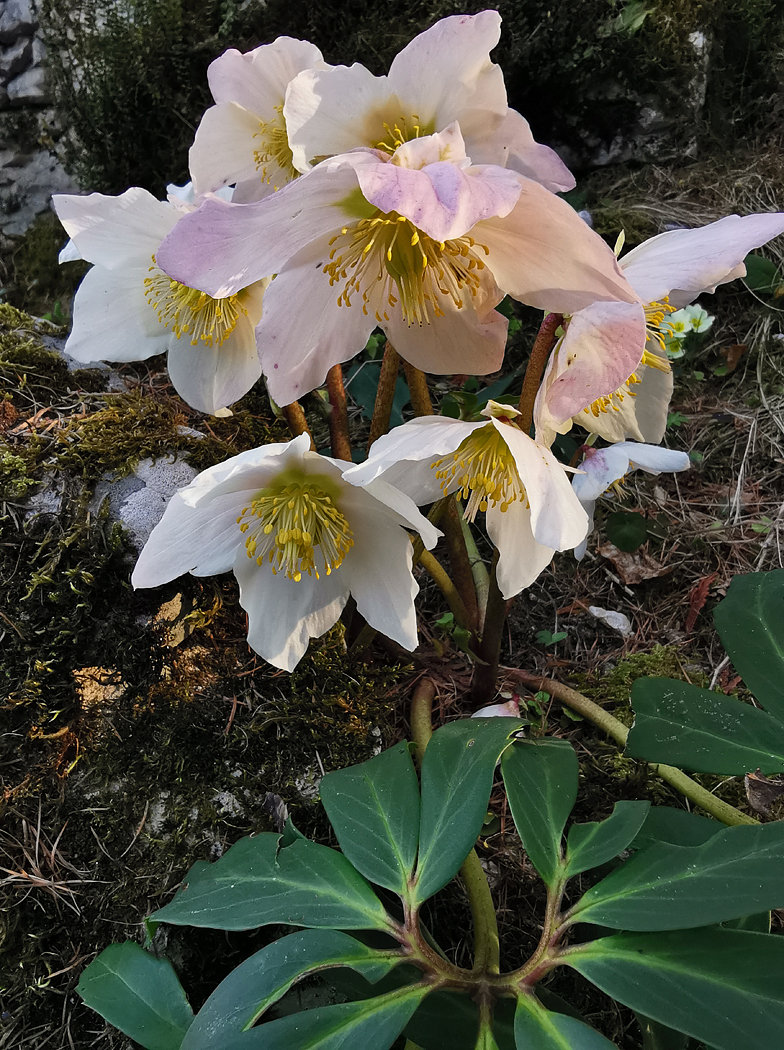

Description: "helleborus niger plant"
52 8 784 1050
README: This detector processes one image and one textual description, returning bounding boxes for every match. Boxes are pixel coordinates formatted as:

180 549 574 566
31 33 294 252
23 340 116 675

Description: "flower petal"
66 264 170 363
156 160 361 296
255 233 375 405
208 38 326 112
53 188 176 269
477 109 575 193
189 102 267 197
539 301 647 423
571 446 632 502
478 182 638 312
624 443 691 474
621 213 784 307
166 313 262 414
235 554 348 672
486 499 557 598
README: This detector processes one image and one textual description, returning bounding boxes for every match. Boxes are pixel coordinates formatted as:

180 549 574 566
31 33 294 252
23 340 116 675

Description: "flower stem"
459 509 490 632
470 552 507 707
504 669 758 827
408 677 501 976
517 312 562 432
282 401 315 450
418 549 474 637
367 342 401 449
326 364 352 461
441 498 480 631
403 362 434 416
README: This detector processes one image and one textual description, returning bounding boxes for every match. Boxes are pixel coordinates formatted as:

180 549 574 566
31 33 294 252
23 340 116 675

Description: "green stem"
367 342 401 449
403 361 434 416
505 670 758 827
459 510 490 632
326 364 352 461
410 678 435 768
418 549 473 635
517 312 562 433
282 401 315 450
470 552 507 707
441 498 479 632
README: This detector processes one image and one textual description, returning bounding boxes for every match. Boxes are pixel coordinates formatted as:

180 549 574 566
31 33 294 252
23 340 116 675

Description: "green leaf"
77 941 193 1050
634 1014 688 1050
182 929 400 1048
345 360 410 429
605 511 649 551
404 992 516 1050
320 741 420 895
630 806 722 850
217 984 429 1050
565 801 651 877
414 719 526 903
713 570 784 721
628 676 784 773
501 738 578 887
151 833 391 932
570 822 784 930
742 254 782 295
567 928 784 1050
514 995 617 1048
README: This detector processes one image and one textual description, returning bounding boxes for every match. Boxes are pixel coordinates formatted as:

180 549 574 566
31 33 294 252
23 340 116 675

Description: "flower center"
236 478 354 582
324 210 489 325
375 113 427 154
431 423 528 521
582 348 671 418
144 255 246 347
253 104 298 189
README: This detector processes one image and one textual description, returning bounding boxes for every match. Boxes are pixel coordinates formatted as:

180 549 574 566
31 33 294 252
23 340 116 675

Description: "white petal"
53 188 176 269
66 264 170 362
383 272 508 377
195 434 313 506
189 102 266 196
631 354 673 443
499 422 589 550
166 313 262 414
571 446 632 502
285 62 393 172
344 417 481 504
478 181 638 312
255 233 375 405
338 502 420 650
59 238 82 263
486 499 557 598
624 443 691 474
470 109 575 193
342 476 440 549
622 213 784 307
156 161 359 297
208 38 326 111
235 555 348 672
539 301 647 423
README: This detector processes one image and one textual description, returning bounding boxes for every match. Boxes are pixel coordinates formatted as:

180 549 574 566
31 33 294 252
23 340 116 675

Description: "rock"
0 37 32 85
6 63 46 105
0 148 79 236
0 0 37 45
90 455 198 553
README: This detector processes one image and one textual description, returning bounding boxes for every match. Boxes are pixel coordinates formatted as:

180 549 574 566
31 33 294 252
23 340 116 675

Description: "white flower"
53 187 268 416
131 434 440 671
535 212 784 447
158 124 634 407
283 10 575 194
572 441 691 560
189 37 329 202
344 402 589 600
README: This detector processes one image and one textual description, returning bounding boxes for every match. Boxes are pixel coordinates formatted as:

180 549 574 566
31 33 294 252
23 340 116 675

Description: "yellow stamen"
253 104 298 185
235 475 354 582
324 209 489 325
144 255 247 347
582 347 670 418
431 422 528 522
375 113 426 154
644 296 677 350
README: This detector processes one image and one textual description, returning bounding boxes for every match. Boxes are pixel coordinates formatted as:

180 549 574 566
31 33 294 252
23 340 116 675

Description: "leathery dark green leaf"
514 995 617 1049
319 741 420 895
565 801 650 878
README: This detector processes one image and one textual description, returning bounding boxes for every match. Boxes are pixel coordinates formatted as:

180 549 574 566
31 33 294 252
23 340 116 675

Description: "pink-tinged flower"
344 402 589 599
535 212 784 446
131 434 440 671
190 37 329 203
283 10 575 194
53 186 268 415
572 441 691 560
472 698 521 718
158 125 635 406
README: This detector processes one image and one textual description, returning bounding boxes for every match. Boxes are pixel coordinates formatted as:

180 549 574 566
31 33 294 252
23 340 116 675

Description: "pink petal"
483 109 576 193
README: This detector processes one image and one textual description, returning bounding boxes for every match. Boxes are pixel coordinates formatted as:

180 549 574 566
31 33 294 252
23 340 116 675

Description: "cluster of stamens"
644 296 677 350
144 256 244 346
375 114 424 154
324 210 488 325
583 305 673 417
236 480 354 582
432 423 528 521
253 104 298 189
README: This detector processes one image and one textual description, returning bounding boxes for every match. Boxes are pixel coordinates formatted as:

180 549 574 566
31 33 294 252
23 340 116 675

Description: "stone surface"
0 36 31 84
0 147 79 235
0 0 37 46
6 62 46 105
90 455 198 553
